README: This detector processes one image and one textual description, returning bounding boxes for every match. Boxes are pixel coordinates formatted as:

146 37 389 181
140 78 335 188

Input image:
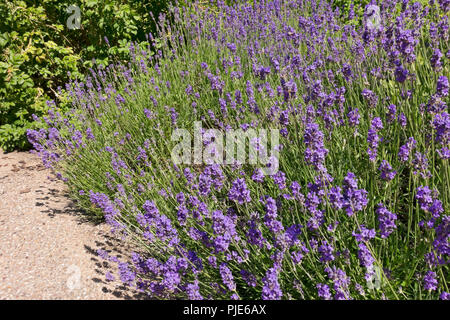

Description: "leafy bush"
0 1 81 150
332 0 370 19
0 0 176 151
29 0 449 300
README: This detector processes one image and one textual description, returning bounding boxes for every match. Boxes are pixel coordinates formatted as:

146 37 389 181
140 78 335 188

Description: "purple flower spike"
378 160 397 181
262 266 282 300
436 76 449 97
376 203 397 239
317 283 332 300
423 271 438 291
228 178 251 204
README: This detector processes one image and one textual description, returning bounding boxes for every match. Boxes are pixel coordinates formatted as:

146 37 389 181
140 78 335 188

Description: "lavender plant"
28 0 449 300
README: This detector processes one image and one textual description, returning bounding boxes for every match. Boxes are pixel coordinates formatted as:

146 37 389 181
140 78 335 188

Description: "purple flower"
386 104 397 123
291 251 304 264
228 178 251 204
118 262 136 285
186 280 203 300
378 160 397 181
416 186 434 211
261 267 282 300
85 128 95 140
398 137 417 162
341 63 353 81
143 200 159 218
347 108 360 127
371 117 383 131
362 89 378 108
105 272 115 282
264 197 284 234
327 186 343 210
423 271 438 291
436 76 449 97
437 147 450 159
209 74 225 94
240 269 257 287
304 122 328 171
252 168 265 183
212 210 238 253
318 241 335 263
285 224 302 246
220 263 236 291
226 42 237 53
412 152 431 178
207 256 217 268
281 79 297 102
89 191 122 231
246 213 265 248
431 48 443 70
162 257 181 291
440 292 450 300
433 112 449 145
429 199 444 217
357 243 375 267
342 172 368 216
437 0 449 12
290 181 304 202
198 172 213 196
416 186 443 220
352 225 376 243
317 283 332 300
272 171 287 190
433 216 449 259
325 266 351 300
395 65 408 83
169 108 178 126
376 203 397 239
367 118 383 162
398 113 407 127
256 65 271 80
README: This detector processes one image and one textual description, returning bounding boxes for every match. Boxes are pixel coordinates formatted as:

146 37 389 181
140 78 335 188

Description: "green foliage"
332 0 370 17
0 0 175 151
0 1 81 150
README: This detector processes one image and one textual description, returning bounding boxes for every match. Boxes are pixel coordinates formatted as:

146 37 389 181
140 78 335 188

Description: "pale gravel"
0 150 144 299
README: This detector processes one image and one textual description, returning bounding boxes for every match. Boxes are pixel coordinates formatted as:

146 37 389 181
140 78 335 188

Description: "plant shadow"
83 233 151 300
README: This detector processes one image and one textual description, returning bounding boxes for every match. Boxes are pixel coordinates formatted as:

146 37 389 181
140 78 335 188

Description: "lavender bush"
28 0 449 300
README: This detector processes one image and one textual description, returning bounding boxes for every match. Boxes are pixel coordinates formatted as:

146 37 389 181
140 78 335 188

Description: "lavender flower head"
228 178 251 204
376 203 397 239
317 283 332 300
398 137 417 162
261 266 282 300
436 76 449 97
423 271 438 291
378 160 397 181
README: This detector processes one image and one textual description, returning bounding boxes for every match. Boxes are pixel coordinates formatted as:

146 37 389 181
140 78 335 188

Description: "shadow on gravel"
40 191 149 299
36 187 100 225
30 172 149 299
84 238 150 300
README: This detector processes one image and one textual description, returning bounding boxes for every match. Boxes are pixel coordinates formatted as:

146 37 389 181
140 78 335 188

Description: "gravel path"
0 150 142 299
